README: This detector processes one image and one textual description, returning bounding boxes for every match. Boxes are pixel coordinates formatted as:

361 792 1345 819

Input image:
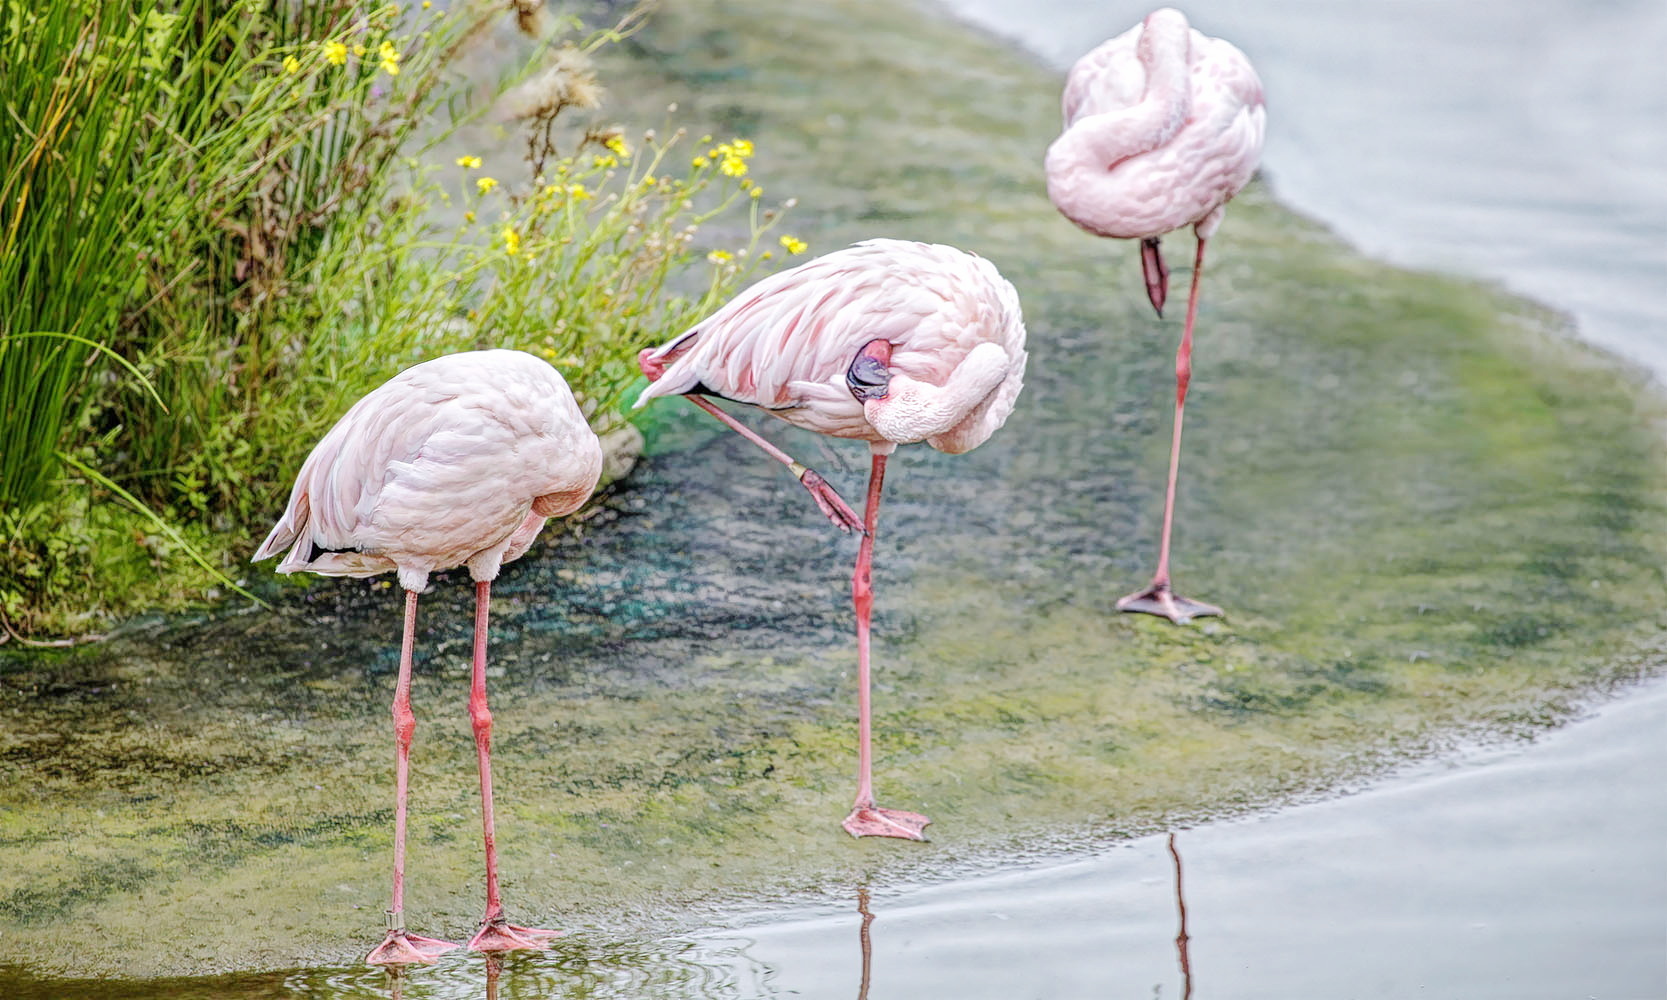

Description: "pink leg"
1141 236 1169 318
465 580 563 952
1119 237 1224 624
841 452 930 841
367 590 460 966
637 348 864 533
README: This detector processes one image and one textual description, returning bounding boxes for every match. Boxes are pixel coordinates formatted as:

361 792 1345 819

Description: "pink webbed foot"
467 916 564 953
366 929 461 966
843 805 931 841
794 465 866 534
1116 582 1222 625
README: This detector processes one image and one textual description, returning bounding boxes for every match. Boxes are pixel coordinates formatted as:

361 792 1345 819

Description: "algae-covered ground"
2 0 1665 983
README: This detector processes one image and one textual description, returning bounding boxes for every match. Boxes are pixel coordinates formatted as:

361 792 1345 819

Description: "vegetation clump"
0 0 798 638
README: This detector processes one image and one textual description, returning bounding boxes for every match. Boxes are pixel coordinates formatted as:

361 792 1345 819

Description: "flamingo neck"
862 342 1011 447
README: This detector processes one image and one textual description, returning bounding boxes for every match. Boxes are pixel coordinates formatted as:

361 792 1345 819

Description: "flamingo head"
845 339 893 401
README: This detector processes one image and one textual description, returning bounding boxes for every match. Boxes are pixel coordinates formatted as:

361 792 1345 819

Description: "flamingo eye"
845 355 890 400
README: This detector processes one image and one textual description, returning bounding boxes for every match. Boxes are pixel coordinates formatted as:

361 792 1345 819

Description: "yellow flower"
502 225 520 256
779 235 808 255
719 155 747 178
730 138 755 158
455 154 482 169
352 43 367 57
378 40 401 76
749 186 763 199
282 54 300 74
463 210 476 223
604 135 631 158
691 155 708 168
641 174 657 187
566 183 591 200
476 176 499 194
323 41 348 66
593 154 618 169
707 249 734 264
422 0 432 7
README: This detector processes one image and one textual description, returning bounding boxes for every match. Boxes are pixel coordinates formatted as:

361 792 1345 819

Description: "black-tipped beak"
846 355 891 401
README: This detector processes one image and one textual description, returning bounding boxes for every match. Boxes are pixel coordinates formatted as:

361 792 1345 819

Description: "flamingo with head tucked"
1045 7 1265 624
635 238 1028 840
254 349 603 964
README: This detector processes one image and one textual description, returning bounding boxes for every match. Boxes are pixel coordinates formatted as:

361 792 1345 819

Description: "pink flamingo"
635 239 1028 840
254 349 603 964
1045 7 1265 624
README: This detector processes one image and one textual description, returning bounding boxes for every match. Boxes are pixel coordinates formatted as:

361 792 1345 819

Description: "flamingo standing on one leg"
1045 7 1265 624
634 238 1028 840
253 349 603 964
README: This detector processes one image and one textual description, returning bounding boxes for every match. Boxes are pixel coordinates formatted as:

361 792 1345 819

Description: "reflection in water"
1168 833 1193 1000
856 886 875 1000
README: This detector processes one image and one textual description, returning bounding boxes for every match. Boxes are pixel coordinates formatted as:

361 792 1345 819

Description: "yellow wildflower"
593 154 618 169
323 41 348 65
779 235 808 255
707 249 734 264
750 186 763 199
455 154 482 169
353 43 367 57
502 225 520 256
691 155 708 168
379 40 401 76
422 0 432 7
730 138 755 158
476 176 499 194
604 135 631 158
566 183 591 200
463 210 476 223
282 54 300 74
719 155 747 178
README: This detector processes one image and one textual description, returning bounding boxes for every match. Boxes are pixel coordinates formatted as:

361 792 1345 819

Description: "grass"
0 1 805 638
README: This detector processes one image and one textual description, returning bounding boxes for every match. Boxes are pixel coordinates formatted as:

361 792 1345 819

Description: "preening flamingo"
253 349 604 963
635 238 1028 840
1045 7 1264 623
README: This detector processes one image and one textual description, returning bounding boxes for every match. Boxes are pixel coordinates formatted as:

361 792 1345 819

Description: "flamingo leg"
367 590 460 966
684 396 866 534
841 452 931 841
1118 237 1224 624
638 349 863 533
1141 236 1169 318
465 580 562 952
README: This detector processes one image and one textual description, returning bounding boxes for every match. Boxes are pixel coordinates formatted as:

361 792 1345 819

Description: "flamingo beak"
846 339 893 401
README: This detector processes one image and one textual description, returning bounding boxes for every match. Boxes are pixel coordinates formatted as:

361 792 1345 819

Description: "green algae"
2 0 1665 982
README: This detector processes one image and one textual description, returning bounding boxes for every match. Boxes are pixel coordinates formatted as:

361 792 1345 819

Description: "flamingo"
253 349 604 964
634 238 1028 840
1045 7 1265 623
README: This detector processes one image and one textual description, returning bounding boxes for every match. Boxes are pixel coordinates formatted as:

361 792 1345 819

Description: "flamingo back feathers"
254 350 602 591
635 239 1027 448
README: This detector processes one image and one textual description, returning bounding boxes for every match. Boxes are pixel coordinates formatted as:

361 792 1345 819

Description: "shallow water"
3 0 1665 991
692 677 1667 999
8 677 1659 998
